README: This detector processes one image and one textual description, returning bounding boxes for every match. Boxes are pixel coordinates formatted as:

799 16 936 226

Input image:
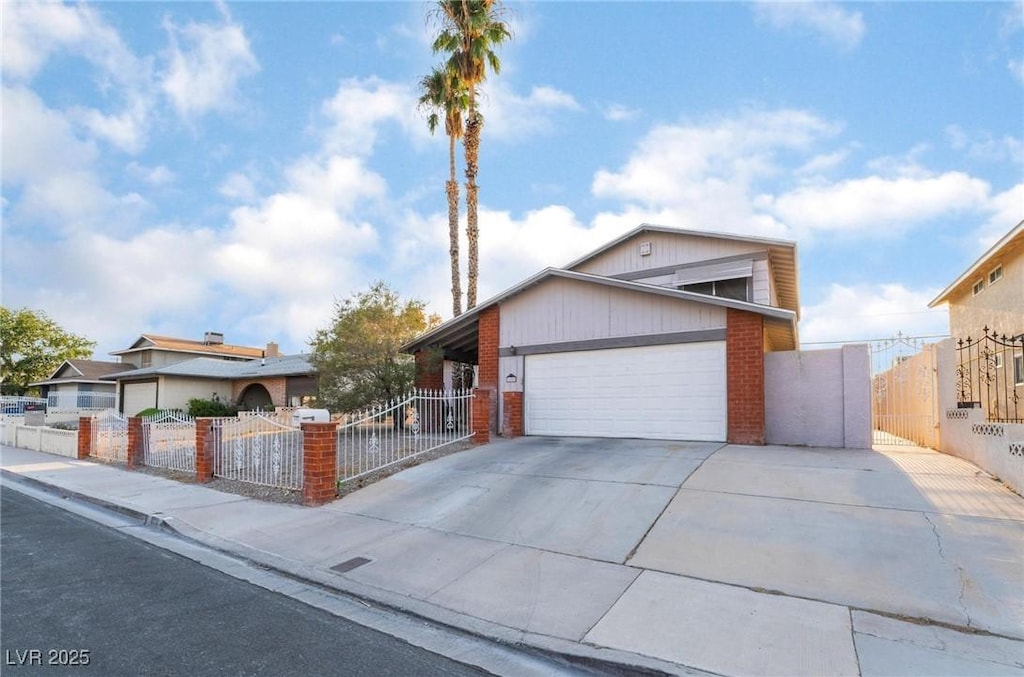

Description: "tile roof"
110 334 264 359
104 355 315 381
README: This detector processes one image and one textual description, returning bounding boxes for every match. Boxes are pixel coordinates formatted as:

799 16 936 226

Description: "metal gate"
869 333 941 447
92 409 129 461
142 411 196 472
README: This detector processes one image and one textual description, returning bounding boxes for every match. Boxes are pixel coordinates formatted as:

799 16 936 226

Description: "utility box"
292 408 330 427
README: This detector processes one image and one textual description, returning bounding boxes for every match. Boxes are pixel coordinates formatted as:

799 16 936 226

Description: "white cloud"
161 7 260 119
126 162 175 186
946 125 1024 164
602 103 641 122
591 108 839 237
1010 60 1024 84
219 171 259 202
800 283 949 344
976 183 1024 249
758 172 991 236
753 1 866 51
321 77 421 155
478 83 583 139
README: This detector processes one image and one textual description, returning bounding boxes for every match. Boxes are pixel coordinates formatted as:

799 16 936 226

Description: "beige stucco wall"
158 377 232 411
947 248 1023 339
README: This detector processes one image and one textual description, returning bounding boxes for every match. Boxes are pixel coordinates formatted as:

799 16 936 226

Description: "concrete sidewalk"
2 440 1023 676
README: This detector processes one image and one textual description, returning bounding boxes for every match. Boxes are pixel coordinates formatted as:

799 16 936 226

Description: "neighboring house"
928 220 1023 341
404 224 800 443
929 220 1024 422
28 359 122 410
103 353 317 415
109 332 264 369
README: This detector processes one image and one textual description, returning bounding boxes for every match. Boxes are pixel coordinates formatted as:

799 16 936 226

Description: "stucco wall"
935 338 1024 493
159 377 232 411
765 345 871 448
947 251 1023 339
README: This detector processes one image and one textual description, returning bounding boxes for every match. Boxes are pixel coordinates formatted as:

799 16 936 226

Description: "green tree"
0 307 95 395
309 282 441 413
432 0 511 310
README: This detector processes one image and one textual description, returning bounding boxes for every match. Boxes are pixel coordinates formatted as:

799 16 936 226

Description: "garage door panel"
525 342 726 441
122 382 157 416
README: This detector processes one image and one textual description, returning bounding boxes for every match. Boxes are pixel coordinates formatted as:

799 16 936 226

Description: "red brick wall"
478 306 499 390
77 417 92 459
502 391 523 438
232 378 287 406
726 308 766 445
471 388 491 444
414 350 444 390
127 417 143 469
302 422 339 505
195 417 214 483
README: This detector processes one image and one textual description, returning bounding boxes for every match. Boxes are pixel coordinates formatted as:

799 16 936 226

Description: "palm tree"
432 0 511 310
418 67 469 318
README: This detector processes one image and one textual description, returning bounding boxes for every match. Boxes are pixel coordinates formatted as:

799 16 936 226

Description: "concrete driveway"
331 436 1024 675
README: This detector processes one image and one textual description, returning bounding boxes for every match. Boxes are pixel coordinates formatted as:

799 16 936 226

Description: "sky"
2 0 1022 360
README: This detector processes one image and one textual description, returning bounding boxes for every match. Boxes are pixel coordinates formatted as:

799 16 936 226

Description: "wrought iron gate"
869 333 940 447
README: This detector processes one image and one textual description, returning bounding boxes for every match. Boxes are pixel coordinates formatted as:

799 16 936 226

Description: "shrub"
49 420 79 431
187 397 237 418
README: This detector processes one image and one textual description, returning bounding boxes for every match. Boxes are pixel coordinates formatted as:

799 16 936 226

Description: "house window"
994 353 1004 369
681 277 751 302
1015 354 1023 386
972 279 985 295
140 352 152 368
989 265 1003 284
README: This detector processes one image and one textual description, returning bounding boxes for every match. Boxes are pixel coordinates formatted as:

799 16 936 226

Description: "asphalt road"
0 487 489 677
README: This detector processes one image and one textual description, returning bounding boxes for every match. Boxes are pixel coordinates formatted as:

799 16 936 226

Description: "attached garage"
121 380 157 416
524 342 727 441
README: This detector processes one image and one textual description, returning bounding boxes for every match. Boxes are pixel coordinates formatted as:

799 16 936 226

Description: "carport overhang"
401 267 799 362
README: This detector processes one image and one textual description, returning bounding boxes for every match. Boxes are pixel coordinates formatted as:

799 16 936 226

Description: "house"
28 359 122 410
103 353 317 415
404 224 800 444
928 220 1023 341
109 332 264 369
928 220 1024 422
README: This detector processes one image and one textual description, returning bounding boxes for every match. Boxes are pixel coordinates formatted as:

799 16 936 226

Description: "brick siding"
726 308 766 445
302 422 339 506
502 391 523 438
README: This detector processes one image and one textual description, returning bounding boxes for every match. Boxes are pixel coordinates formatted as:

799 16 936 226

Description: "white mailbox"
291 408 331 426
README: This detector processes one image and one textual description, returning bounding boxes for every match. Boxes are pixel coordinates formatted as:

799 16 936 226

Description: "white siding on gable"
500 278 726 348
573 232 766 277
752 259 772 306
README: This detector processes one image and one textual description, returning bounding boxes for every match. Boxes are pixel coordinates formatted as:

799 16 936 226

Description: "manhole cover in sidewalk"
331 556 373 573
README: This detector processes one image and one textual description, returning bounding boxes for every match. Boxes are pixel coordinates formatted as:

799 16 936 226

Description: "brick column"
477 306 499 390
195 417 215 483
472 388 491 445
502 391 523 438
726 308 766 445
414 350 444 390
77 417 92 460
127 417 143 470
302 422 339 506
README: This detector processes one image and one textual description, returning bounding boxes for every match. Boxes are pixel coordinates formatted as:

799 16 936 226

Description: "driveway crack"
922 512 973 629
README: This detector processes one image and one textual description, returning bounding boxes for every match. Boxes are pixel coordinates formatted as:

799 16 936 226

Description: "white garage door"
122 381 157 416
524 342 726 441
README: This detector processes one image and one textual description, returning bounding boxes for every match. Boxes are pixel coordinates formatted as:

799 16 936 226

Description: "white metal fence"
337 389 473 484
212 414 303 490
91 409 129 462
142 411 196 473
48 391 117 411
1 396 46 414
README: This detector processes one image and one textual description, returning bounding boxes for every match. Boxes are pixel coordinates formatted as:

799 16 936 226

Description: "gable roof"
402 267 799 359
29 359 126 387
103 354 315 382
109 334 264 359
564 223 800 317
928 220 1024 308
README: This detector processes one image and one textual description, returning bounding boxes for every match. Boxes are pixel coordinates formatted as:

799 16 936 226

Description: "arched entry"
239 383 273 410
